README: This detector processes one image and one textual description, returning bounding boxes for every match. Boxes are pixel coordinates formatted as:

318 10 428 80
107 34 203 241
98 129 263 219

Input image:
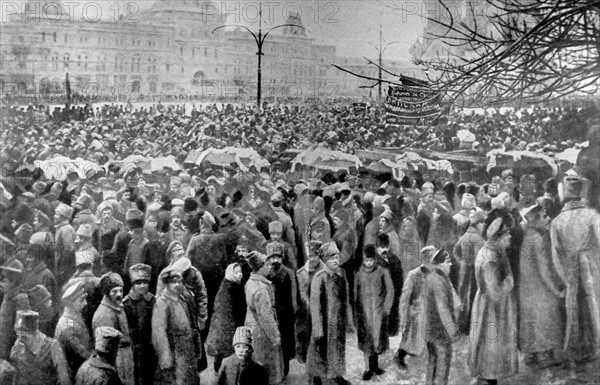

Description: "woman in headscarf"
206 263 247 373
469 209 518 385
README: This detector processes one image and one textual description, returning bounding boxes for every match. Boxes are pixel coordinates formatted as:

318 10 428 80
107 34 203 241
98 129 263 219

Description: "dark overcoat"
206 279 246 358
75 354 123 385
354 265 394 354
123 292 156 385
306 268 353 379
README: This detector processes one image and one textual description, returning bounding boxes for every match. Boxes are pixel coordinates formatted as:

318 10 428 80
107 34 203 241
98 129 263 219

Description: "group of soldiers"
0 161 599 385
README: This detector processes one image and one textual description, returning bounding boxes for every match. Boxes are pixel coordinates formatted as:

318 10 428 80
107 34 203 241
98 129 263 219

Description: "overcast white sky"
11 0 437 60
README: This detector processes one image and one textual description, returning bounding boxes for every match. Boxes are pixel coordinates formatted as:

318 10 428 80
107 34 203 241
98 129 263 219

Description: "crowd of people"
0 146 599 385
1 100 598 173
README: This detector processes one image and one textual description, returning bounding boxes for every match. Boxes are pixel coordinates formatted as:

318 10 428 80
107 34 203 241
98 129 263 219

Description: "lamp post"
367 19 401 99
213 3 305 107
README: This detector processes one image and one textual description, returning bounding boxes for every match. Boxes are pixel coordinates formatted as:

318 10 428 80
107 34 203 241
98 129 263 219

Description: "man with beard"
123 264 155 385
55 281 92 383
54 203 76 287
92 272 135 385
168 207 191 250
265 242 297 378
268 220 297 271
92 201 123 264
307 242 353 385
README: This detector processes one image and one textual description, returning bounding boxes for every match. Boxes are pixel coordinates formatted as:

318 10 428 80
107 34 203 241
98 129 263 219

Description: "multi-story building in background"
0 0 423 101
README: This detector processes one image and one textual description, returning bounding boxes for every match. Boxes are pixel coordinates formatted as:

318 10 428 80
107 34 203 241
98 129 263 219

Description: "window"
41 32 45 42
64 34 68 43
214 48 217 58
204 47 208 57
180 47 184 56
53 32 57 43
78 55 82 68
52 54 58 71
84 55 88 71
63 54 70 69
166 63 170 72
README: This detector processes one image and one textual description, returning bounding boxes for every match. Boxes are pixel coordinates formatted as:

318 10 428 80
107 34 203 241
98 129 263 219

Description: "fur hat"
184 198 198 213
97 201 114 213
126 209 144 229
319 241 339 260
14 310 39 334
30 232 48 246
363 244 377 259
27 285 51 310
268 220 283 234
75 247 95 266
171 206 184 218
421 182 434 197
266 242 285 258
100 272 124 296
232 326 253 348
160 266 182 283
461 193 476 210
32 181 47 194
0 258 24 279
62 281 86 304
75 194 93 209
75 223 93 238
247 251 267 272
94 326 122 354
129 263 151 283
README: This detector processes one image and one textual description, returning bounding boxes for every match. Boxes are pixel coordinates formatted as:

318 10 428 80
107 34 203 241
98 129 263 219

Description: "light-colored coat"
151 290 199 385
244 274 284 385
92 297 135 385
55 308 93 383
469 241 519 380
550 200 600 358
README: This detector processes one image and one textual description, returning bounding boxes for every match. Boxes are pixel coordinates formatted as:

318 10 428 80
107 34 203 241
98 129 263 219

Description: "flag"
65 72 71 107
385 84 443 127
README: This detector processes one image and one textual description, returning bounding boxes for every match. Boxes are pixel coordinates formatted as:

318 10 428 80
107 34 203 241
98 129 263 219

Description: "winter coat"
186 231 230 314
92 297 135 385
270 266 297 361
124 237 148 272
0 287 31 359
55 221 76 286
354 265 394 354
453 226 485 334
9 331 72 385
421 267 458 344
23 261 58 301
55 308 93 383
73 210 98 232
306 268 353 379
309 214 331 243
293 195 314 266
295 261 323 363
518 224 565 353
378 226 401 259
206 279 246 358
398 216 421 277
123 292 156 385
398 266 427 356
375 253 403 336
332 225 356 267
141 239 169 294
272 206 296 247
469 241 518 380
92 218 123 256
151 290 199 385
550 200 600 358
62 270 102 333
75 354 123 385
216 354 268 385
244 273 284 385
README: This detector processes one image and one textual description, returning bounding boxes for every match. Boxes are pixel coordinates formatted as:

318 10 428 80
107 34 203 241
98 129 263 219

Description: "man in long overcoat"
151 268 199 385
550 171 600 365
374 236 403 337
244 250 284 385
295 240 323 364
354 246 394 380
518 205 565 367
123 264 155 385
54 203 76 287
55 281 93 383
92 273 135 385
307 242 353 385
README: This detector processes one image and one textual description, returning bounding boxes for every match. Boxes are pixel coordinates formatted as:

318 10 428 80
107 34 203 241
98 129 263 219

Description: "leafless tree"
407 0 600 107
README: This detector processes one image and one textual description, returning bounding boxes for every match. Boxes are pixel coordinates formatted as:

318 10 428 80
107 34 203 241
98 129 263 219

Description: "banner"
385 85 442 126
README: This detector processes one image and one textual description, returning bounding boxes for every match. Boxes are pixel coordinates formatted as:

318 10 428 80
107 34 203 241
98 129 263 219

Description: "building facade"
0 0 421 101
